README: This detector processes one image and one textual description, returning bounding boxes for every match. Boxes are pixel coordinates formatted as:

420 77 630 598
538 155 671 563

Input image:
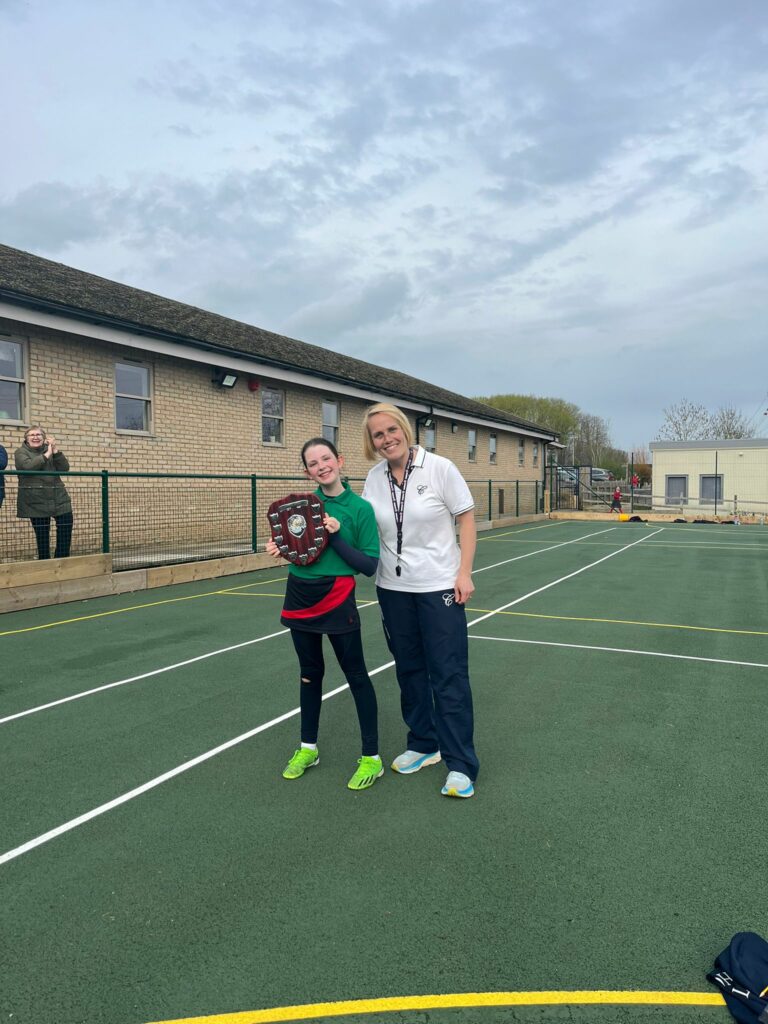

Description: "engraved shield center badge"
287 513 307 538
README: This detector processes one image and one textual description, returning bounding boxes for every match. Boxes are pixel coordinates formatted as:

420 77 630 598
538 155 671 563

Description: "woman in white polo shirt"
362 403 479 798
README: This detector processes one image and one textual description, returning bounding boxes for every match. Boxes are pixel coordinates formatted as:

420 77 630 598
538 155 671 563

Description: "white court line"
474 526 617 575
469 634 768 670
0 527 613 726
467 528 664 628
0 657 396 868
0 529 658 865
0 599 380 727
0 629 291 726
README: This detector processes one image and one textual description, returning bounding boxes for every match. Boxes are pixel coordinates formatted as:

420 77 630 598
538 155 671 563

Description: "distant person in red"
631 473 640 489
610 486 623 513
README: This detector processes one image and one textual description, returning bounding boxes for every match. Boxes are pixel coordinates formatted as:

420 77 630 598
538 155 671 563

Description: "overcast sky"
1 0 767 449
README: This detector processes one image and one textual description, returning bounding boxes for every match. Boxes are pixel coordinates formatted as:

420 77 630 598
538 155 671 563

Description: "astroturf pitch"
1 519 767 1024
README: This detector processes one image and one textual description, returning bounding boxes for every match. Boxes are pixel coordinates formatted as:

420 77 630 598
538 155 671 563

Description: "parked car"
590 468 612 481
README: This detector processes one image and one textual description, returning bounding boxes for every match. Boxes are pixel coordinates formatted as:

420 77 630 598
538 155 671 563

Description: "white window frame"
321 400 339 446
0 336 27 425
468 428 477 462
262 387 285 446
518 437 525 466
489 433 497 465
115 360 152 434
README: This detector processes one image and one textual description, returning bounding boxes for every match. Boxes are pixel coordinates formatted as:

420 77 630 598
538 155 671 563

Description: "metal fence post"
488 479 492 520
515 480 519 517
251 476 258 552
101 470 110 554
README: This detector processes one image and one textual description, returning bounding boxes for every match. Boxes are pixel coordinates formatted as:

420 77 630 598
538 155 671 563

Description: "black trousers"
30 513 74 560
290 628 379 756
377 587 479 780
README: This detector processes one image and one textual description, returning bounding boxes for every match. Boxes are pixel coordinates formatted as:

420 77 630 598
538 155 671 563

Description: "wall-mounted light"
451 422 458 433
213 370 238 389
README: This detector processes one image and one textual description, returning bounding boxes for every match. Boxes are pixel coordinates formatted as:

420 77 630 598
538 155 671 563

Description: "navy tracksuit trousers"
377 587 479 781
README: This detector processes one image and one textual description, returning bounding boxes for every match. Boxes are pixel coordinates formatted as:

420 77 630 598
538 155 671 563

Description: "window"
262 387 285 445
0 338 26 423
423 422 436 452
665 475 688 505
533 441 539 467
518 437 525 466
700 474 723 505
115 361 151 432
468 428 477 462
489 433 497 465
322 400 339 446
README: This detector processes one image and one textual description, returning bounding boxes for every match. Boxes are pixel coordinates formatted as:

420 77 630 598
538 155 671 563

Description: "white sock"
301 742 317 750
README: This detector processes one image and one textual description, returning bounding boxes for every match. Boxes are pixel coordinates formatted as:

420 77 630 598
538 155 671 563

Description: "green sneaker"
282 747 319 780
347 755 384 791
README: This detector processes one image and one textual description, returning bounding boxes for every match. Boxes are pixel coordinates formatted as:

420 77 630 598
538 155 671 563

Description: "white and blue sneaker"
441 771 474 798
391 749 441 774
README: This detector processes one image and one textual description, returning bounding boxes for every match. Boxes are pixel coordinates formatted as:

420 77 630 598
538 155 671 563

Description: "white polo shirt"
362 446 475 592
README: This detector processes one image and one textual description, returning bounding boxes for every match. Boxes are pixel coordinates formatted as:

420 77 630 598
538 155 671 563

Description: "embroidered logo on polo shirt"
417 484 427 495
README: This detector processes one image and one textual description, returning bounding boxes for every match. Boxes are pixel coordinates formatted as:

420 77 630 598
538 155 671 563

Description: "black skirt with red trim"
280 574 360 634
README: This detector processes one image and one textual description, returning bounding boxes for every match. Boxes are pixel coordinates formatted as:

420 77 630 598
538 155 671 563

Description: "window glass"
489 433 497 464
116 363 150 397
700 475 723 503
0 340 23 378
0 379 22 420
0 340 25 422
533 442 539 466
468 428 477 462
665 475 688 505
115 362 151 432
518 438 525 466
322 400 339 445
423 425 436 452
262 388 285 444
116 396 149 432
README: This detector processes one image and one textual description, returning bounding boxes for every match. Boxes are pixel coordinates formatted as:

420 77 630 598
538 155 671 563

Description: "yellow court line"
216 592 286 599
466 608 768 637
0 577 288 638
145 990 724 1024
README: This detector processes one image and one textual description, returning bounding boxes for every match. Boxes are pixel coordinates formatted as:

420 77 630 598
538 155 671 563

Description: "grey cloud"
680 165 760 229
0 182 116 253
283 272 412 339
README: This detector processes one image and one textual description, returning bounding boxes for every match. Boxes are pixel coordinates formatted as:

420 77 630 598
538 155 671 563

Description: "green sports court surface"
2 519 767 1024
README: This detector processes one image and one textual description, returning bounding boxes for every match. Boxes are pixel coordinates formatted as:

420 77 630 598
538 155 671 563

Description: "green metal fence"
0 471 545 570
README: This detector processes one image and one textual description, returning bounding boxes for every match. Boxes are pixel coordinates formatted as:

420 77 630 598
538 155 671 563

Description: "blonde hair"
361 403 414 461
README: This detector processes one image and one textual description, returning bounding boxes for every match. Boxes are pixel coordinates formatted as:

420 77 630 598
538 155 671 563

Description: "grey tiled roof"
0 242 557 438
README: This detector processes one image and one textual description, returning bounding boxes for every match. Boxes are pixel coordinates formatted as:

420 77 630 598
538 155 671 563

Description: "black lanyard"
386 448 415 577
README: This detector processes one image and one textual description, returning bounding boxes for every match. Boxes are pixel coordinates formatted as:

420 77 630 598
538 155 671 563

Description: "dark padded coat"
14 442 73 518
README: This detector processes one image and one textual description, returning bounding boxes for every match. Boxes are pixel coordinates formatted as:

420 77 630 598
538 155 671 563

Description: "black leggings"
290 629 378 756
30 513 73 560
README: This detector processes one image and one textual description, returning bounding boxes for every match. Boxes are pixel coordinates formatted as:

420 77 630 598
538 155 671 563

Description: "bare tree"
656 399 712 441
709 405 754 439
574 413 612 466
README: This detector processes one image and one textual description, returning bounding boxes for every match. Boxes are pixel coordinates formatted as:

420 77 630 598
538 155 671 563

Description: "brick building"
0 243 557 482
